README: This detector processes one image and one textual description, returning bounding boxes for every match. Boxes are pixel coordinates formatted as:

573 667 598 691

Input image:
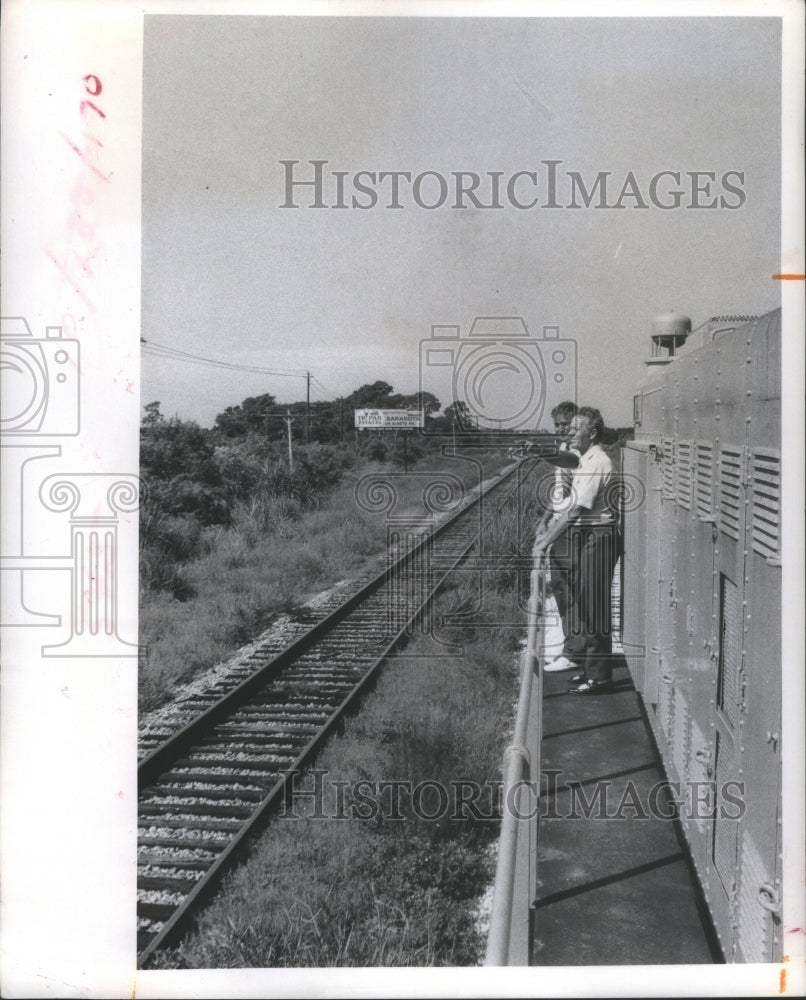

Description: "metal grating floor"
531 580 717 965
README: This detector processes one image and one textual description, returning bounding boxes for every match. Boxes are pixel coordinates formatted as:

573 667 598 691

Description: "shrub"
391 436 423 469
364 439 387 462
139 514 203 596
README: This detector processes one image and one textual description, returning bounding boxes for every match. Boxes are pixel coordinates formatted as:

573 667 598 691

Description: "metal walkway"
532 586 718 965
485 564 720 966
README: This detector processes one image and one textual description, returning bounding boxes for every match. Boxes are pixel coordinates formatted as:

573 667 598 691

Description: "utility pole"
339 396 344 441
284 409 294 472
305 371 311 444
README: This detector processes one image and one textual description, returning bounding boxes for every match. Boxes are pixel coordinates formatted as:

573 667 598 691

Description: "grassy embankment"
139 450 513 713
148 474 542 968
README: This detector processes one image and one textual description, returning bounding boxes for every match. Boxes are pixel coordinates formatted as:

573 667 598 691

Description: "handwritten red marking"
83 74 102 96
772 274 805 280
80 99 106 120
114 370 136 395
45 251 96 312
48 74 108 320
59 131 110 182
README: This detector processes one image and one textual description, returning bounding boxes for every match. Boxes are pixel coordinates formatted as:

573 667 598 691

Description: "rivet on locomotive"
622 309 782 962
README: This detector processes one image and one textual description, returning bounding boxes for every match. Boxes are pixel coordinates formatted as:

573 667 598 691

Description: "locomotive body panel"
623 309 782 962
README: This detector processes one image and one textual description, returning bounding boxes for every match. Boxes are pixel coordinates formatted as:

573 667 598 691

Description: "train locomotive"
622 308 783 962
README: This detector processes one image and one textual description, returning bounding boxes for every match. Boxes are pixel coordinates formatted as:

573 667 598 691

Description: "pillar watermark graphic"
0 316 140 656
38 474 141 657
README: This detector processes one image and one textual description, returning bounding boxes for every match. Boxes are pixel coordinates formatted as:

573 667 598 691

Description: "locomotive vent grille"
662 437 676 501
718 445 743 540
750 449 781 562
676 440 693 510
737 830 772 963
695 441 714 520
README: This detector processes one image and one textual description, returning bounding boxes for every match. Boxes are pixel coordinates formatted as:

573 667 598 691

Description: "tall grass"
145 469 539 969
139 453 512 712
148 584 523 969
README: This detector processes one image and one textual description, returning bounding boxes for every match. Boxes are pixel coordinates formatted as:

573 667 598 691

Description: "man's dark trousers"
549 532 584 662
562 523 621 682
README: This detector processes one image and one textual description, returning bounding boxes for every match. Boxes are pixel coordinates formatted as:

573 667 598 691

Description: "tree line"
139 381 475 597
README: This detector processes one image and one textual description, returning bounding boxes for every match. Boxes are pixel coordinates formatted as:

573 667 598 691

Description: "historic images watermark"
280 769 746 824
279 160 748 211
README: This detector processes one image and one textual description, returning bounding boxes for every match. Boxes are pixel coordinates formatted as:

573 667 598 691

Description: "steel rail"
139 460 529 787
485 561 546 966
137 458 539 966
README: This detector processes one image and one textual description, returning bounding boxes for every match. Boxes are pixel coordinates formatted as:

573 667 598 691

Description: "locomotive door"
685 438 719 878
735 452 782 959
620 443 655 696
643 445 664 716
708 330 753 954
709 444 746 956
733 314 783 962
654 437 677 752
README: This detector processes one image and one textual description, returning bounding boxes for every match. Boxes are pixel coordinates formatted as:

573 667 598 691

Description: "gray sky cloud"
141 15 781 427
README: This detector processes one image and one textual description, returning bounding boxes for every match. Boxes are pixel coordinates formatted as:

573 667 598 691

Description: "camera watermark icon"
419 318 577 434
0 317 80 436
0 315 139 655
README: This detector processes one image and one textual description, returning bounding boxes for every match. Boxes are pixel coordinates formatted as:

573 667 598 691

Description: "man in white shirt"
532 407 620 694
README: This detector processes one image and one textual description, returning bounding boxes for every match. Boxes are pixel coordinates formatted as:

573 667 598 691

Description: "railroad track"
137 458 539 966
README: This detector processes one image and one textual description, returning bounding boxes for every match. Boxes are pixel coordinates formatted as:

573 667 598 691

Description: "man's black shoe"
568 678 613 695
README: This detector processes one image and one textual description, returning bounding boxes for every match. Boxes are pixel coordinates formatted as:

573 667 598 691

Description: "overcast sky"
141 14 781 429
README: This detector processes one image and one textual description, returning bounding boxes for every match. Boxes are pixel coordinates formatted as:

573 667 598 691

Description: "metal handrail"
485 563 546 965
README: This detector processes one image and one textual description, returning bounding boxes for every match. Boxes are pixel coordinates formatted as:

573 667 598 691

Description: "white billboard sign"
354 409 424 429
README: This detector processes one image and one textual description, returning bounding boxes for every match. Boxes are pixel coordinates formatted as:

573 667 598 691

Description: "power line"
141 340 428 426
142 347 306 378
141 338 309 378
309 379 333 401
311 375 337 397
